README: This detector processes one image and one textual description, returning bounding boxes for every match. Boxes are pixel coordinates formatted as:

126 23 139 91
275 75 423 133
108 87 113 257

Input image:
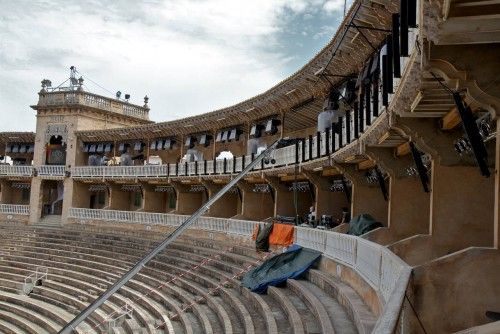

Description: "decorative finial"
144 95 149 107
77 77 84 91
40 79 51 92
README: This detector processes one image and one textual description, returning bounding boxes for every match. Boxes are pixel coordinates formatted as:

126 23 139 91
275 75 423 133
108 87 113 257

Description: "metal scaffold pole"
59 139 283 334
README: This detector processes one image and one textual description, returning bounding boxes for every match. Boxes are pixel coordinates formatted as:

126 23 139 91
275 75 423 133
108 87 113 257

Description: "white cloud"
0 0 343 131
323 0 346 14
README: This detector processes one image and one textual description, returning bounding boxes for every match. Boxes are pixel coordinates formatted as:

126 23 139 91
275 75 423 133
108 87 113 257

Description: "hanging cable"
75 69 116 96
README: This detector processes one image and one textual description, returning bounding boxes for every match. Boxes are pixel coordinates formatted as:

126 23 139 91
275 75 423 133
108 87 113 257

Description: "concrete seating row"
0 223 377 333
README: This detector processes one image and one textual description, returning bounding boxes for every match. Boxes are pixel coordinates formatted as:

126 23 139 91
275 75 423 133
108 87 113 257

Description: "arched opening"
46 135 66 165
216 151 233 160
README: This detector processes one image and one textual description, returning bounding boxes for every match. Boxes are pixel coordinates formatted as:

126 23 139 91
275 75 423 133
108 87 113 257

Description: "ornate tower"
28 67 152 224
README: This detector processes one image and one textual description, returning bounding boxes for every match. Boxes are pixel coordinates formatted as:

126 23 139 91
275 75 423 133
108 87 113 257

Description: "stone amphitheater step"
0 316 29 334
306 269 377 334
0 291 97 334
0 308 48 334
0 237 270 331
292 279 357 334
0 225 365 334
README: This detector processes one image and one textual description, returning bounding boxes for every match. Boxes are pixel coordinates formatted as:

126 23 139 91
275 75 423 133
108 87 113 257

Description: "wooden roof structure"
73 0 398 142
0 132 36 145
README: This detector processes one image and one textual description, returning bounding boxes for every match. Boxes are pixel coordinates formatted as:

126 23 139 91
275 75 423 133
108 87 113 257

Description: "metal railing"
0 204 30 215
22 266 48 295
67 207 409 333
0 165 33 177
294 227 411 333
38 165 66 177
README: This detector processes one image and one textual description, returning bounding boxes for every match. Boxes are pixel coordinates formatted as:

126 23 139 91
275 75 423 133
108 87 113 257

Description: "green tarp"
242 244 321 294
347 213 383 236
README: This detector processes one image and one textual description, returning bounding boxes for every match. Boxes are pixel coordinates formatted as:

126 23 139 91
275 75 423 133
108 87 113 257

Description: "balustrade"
38 165 65 177
0 204 30 215
37 91 148 120
0 165 33 177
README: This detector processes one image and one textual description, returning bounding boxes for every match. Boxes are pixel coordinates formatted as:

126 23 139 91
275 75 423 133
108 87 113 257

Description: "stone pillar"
172 182 206 215
29 178 43 224
395 116 495 255
0 180 12 204
430 163 494 252
365 147 430 244
265 176 311 219
302 169 348 221
60 178 73 224
143 184 166 213
201 179 239 218
108 184 132 211
237 180 274 221
336 163 388 225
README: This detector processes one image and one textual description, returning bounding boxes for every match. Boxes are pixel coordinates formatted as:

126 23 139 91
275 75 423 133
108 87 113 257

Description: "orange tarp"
251 223 295 246
268 223 294 246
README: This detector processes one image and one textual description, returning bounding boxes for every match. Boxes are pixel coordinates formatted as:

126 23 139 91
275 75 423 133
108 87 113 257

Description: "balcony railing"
294 227 411 333
37 91 149 120
68 207 410 333
0 204 30 215
38 165 66 177
0 165 33 177
68 208 258 237
70 12 418 181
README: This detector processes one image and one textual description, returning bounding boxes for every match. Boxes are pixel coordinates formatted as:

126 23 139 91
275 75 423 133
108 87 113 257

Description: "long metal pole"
59 139 282 333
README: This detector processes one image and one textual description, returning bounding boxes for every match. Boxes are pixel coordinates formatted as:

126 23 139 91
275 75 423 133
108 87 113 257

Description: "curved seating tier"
0 223 378 334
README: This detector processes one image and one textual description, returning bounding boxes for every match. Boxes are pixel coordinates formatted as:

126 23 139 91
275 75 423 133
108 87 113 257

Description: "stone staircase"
35 215 62 228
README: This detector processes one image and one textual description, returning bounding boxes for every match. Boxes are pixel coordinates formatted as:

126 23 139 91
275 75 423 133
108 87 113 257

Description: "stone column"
29 178 43 224
396 116 495 256
365 147 430 244
302 169 348 221
237 180 274 221
143 184 166 213
171 182 206 215
201 179 239 218
335 163 388 226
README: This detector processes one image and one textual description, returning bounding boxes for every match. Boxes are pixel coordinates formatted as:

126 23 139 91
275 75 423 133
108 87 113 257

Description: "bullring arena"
0 0 499 333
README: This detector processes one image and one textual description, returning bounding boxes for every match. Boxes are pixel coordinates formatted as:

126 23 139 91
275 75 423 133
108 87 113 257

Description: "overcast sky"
0 0 351 132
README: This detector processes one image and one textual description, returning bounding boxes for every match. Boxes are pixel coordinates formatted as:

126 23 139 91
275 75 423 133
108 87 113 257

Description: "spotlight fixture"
252 184 271 193
329 179 345 192
323 90 344 123
89 184 107 192
288 181 310 192
121 184 142 192
155 185 175 193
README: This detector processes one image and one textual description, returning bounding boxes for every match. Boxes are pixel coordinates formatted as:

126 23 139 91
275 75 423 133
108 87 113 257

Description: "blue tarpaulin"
242 244 321 294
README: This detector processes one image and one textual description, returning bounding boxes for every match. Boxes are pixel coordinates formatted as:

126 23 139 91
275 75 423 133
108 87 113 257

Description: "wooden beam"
377 131 391 145
322 167 341 177
358 159 376 170
280 174 307 182
396 142 411 156
440 107 461 130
